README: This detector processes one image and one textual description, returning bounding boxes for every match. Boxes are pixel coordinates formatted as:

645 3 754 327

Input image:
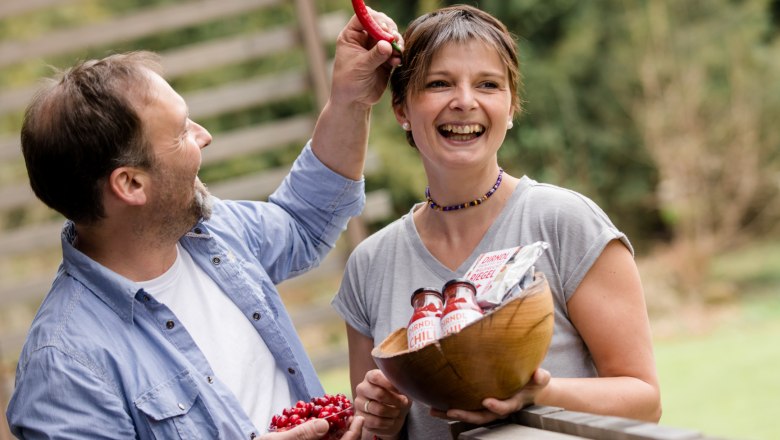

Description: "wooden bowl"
371 272 553 411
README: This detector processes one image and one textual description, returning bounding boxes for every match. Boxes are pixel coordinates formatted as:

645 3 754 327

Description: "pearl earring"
402 121 411 131
507 120 514 130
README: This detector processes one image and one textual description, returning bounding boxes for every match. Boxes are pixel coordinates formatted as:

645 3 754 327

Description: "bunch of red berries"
269 393 354 439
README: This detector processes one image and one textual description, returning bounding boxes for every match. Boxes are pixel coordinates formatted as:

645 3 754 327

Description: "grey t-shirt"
332 176 632 439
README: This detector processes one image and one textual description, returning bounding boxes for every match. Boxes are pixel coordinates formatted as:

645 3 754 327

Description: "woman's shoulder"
520 178 611 220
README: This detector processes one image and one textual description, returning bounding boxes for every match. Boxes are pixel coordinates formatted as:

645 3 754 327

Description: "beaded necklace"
425 168 504 212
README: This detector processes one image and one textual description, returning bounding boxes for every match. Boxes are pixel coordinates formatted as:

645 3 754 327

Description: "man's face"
137 70 213 240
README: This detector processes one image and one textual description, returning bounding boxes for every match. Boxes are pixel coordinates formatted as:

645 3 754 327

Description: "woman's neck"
413 174 519 270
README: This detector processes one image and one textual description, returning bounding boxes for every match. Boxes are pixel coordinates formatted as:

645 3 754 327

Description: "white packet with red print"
470 241 549 309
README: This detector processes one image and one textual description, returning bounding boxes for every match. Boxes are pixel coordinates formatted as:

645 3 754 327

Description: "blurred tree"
628 0 780 296
364 0 780 300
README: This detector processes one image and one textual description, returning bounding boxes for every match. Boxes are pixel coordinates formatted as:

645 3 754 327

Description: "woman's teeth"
438 124 484 140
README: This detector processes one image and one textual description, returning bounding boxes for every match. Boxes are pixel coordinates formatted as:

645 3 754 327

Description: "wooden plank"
185 70 309 121
0 182 37 212
0 220 62 258
0 274 54 305
542 410 624 439
162 10 345 79
294 0 330 110
0 0 72 20
0 11 347 119
0 0 284 69
512 405 566 429
202 115 314 164
513 407 706 440
460 424 587 439
0 330 27 364
0 135 21 162
0 87 39 119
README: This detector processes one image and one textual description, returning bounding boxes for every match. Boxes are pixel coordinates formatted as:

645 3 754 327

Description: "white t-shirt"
138 244 291 431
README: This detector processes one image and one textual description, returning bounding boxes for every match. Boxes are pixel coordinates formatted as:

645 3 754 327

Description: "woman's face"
395 39 514 170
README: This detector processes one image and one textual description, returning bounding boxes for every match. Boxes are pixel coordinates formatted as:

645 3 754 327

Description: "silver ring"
363 399 372 413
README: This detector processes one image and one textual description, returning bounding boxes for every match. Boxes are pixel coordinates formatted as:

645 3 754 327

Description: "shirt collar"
60 221 141 323
59 221 212 324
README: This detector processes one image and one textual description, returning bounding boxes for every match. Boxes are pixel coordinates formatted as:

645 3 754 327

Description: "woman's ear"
393 104 408 128
107 167 148 206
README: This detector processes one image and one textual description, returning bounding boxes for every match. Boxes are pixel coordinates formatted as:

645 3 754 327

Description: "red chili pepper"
351 0 401 52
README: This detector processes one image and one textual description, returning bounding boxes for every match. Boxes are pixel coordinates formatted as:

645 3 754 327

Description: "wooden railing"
451 405 730 440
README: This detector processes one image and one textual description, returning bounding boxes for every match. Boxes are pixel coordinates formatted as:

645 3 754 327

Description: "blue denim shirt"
7 144 365 439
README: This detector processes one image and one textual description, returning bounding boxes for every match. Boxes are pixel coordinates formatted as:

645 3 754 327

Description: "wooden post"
293 0 370 251
293 0 330 110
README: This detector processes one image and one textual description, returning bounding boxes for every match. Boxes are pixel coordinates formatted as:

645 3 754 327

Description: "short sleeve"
528 184 632 302
331 244 373 337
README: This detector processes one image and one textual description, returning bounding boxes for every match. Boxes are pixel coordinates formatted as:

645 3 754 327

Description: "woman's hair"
390 5 521 146
21 51 162 224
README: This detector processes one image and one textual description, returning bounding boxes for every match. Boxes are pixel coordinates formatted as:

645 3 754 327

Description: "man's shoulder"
17 275 127 371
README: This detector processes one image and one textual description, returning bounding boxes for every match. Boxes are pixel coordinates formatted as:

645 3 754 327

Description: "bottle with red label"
407 287 444 350
440 278 483 336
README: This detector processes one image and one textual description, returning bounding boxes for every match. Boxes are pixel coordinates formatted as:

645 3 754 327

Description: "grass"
654 293 780 440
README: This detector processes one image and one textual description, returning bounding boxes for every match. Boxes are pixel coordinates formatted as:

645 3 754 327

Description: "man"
6 10 401 440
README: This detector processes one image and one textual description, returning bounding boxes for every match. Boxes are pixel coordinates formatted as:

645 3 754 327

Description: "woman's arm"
536 239 662 421
441 239 661 424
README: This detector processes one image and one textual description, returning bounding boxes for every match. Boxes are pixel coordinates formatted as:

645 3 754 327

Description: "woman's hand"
354 369 412 438
430 368 551 425
262 416 364 439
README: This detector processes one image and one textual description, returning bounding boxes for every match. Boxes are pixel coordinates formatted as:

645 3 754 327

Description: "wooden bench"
0 1 393 435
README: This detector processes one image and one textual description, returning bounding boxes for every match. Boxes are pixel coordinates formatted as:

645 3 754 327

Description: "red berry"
269 393 354 438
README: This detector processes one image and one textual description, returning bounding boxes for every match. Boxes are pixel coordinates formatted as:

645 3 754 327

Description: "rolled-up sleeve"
269 142 365 246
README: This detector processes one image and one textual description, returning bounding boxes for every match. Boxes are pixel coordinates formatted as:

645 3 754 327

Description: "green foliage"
361 0 780 253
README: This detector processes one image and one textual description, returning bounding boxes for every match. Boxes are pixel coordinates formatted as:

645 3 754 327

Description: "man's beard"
143 173 213 244
192 177 212 221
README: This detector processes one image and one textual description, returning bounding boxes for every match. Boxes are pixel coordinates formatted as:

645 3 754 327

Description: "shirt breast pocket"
134 369 219 439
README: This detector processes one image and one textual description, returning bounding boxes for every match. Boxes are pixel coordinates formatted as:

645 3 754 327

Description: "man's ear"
107 167 149 206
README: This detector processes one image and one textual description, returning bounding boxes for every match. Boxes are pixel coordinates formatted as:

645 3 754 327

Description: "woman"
332 5 661 439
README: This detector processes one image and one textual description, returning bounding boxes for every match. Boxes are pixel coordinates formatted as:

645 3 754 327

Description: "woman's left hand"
430 368 551 425
355 369 411 438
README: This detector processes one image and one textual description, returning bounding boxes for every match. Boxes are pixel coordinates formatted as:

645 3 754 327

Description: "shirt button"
178 402 185 410
194 227 202 234
252 312 261 320
166 320 175 329
143 295 150 302
207 376 214 384
211 256 221 265
287 367 296 375
250 433 257 439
